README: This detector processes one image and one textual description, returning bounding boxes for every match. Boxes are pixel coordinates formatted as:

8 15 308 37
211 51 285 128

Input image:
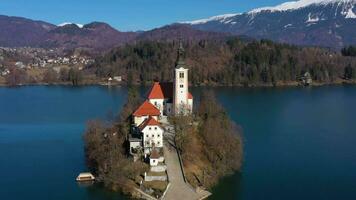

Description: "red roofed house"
139 116 164 153
132 100 161 126
129 116 164 154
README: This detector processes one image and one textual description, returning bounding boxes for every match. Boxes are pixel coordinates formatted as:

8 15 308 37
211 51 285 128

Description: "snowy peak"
181 13 241 25
342 3 356 18
58 22 84 28
249 0 355 14
183 0 356 49
182 0 355 26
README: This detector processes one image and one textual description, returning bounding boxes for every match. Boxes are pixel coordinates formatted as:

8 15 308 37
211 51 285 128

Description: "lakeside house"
129 42 194 157
301 71 313 86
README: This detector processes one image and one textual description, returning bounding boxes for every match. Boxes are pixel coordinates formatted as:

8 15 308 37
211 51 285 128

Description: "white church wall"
149 99 164 116
173 67 189 115
188 98 193 113
134 115 158 126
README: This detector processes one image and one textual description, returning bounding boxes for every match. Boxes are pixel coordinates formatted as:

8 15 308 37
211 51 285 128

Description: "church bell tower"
173 41 189 115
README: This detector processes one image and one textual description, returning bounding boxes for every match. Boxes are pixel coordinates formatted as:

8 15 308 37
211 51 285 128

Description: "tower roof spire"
176 39 186 67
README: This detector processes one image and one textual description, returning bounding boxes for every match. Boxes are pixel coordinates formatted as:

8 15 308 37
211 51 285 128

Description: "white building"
138 116 164 153
149 149 161 167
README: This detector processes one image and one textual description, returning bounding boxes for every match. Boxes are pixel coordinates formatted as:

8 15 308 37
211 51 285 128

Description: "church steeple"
176 40 186 67
173 40 190 115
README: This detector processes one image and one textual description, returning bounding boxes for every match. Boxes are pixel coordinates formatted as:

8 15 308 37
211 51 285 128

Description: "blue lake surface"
0 85 356 200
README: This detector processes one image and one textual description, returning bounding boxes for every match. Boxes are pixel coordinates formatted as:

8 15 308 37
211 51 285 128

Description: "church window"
152 134 154 137
158 141 160 145
146 135 149 138
154 127 157 130
179 72 184 78
149 127 151 130
180 84 184 88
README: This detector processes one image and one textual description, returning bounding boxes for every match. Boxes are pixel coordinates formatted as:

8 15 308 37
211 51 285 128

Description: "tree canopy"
90 38 356 86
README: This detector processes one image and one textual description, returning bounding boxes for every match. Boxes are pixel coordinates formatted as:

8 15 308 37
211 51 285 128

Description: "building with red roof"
147 67 193 115
139 116 164 152
132 100 160 126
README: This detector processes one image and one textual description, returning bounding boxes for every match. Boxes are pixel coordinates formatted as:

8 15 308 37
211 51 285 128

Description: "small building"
150 149 160 167
15 61 25 69
138 116 164 153
129 116 164 155
129 131 142 154
1 69 10 76
301 72 312 86
132 101 161 126
113 76 122 82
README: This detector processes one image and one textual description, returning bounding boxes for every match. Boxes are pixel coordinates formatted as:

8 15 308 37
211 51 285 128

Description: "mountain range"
182 0 356 48
0 0 355 51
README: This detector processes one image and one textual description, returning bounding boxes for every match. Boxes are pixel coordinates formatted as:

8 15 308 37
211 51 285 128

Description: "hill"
90 38 356 86
0 15 55 47
41 22 137 51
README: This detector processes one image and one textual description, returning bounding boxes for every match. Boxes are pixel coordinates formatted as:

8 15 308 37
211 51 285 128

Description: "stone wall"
151 165 167 172
145 175 167 182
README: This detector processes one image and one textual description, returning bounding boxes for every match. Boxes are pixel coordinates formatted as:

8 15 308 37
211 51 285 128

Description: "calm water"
0 85 356 200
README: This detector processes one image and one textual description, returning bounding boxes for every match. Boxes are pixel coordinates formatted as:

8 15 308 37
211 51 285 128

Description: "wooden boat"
76 172 95 182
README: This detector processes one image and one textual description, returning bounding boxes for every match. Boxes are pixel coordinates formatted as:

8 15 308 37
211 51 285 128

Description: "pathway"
162 122 211 200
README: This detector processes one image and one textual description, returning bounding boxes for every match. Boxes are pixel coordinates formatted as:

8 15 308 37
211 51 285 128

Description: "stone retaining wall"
151 165 167 172
145 175 167 182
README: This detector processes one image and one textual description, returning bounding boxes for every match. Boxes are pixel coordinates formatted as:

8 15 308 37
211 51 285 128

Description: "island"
83 42 243 199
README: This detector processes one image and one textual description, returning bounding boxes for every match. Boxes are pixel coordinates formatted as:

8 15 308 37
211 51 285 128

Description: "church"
129 42 193 154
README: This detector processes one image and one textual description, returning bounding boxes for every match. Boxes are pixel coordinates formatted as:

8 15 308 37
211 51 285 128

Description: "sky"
0 0 288 31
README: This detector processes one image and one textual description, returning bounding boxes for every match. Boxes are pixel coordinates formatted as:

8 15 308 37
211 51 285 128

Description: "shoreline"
1 79 355 88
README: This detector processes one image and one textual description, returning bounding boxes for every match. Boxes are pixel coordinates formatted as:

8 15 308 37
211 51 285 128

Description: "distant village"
0 47 94 76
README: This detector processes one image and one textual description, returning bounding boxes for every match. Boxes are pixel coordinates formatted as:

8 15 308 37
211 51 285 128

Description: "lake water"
0 85 356 200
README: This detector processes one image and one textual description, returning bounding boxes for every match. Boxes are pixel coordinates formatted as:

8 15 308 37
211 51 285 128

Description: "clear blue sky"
0 0 287 31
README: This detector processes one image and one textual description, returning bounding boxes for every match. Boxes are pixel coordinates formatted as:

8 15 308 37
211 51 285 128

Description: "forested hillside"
90 38 356 86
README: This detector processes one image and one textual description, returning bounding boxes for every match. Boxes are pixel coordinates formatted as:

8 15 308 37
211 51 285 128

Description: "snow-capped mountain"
181 14 242 25
58 22 84 28
182 0 356 48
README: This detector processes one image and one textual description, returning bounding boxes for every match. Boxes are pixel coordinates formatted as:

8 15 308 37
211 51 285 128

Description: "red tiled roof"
147 82 173 100
138 116 161 131
147 82 192 100
148 82 165 99
133 101 161 116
